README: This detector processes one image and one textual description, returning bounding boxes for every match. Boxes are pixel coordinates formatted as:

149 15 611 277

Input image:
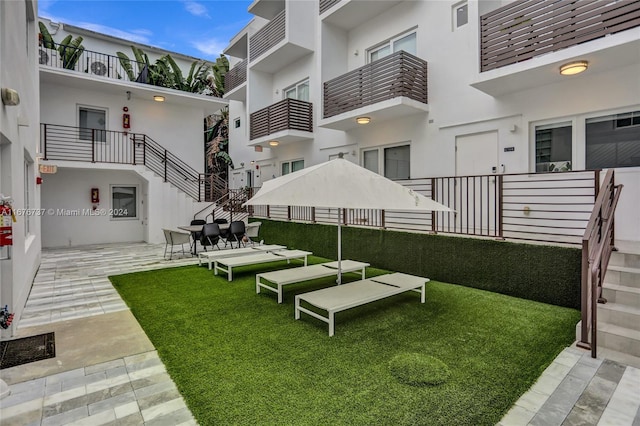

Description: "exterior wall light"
1 88 20 106
559 61 588 76
153 95 165 102
268 140 279 147
356 117 371 124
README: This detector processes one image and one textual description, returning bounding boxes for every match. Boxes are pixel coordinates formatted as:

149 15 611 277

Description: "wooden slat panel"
323 51 427 118
249 98 313 140
480 0 640 72
225 59 247 93
249 9 286 62
319 0 341 15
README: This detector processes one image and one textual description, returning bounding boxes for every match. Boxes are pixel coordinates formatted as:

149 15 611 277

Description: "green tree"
38 21 85 70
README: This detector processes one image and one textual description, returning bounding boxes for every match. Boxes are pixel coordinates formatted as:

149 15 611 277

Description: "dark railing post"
431 177 436 233
311 207 316 223
42 124 48 160
498 174 504 239
164 149 168 182
267 205 270 218
91 129 96 163
131 135 136 165
287 206 292 221
381 210 386 229
143 136 147 166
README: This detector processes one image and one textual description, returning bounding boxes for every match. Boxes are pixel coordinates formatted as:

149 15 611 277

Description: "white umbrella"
244 157 451 283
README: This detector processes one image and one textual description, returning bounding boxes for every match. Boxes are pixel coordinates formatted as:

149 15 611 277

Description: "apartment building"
37 18 227 248
224 0 640 243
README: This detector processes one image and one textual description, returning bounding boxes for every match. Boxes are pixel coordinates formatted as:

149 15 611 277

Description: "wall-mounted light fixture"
356 117 370 124
268 140 280 147
153 95 165 102
559 61 588 76
126 90 131 101
1 88 20 106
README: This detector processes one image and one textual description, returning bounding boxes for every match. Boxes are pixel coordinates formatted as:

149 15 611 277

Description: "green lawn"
110 258 580 426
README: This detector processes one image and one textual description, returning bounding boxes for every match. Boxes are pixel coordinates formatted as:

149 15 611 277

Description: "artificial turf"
110 258 580 425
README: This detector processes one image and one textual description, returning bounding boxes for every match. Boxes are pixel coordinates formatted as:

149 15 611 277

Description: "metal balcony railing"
319 0 341 15
225 59 247 94
40 123 215 202
249 9 286 61
480 0 640 72
323 50 428 119
250 98 313 140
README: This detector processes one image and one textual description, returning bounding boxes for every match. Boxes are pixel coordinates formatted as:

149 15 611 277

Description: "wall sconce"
153 95 165 102
269 140 280 147
126 90 131 101
1 88 20 106
240 162 245 167
559 61 588 76
356 117 370 124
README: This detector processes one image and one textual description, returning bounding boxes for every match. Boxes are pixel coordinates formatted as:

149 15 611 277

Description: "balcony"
320 0 403 30
224 59 247 101
473 0 640 96
249 98 313 146
320 51 428 131
248 5 314 73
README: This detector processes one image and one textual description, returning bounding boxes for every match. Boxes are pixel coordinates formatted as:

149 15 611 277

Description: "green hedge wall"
254 219 581 309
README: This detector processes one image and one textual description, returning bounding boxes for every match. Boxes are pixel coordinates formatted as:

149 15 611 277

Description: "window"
454 2 468 28
234 118 241 128
535 122 572 172
368 31 416 62
79 107 107 142
284 79 309 102
586 111 640 169
111 186 137 219
282 159 304 176
362 144 410 180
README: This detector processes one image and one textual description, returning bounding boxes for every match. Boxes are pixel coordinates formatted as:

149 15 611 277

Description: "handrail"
577 169 623 358
40 123 211 202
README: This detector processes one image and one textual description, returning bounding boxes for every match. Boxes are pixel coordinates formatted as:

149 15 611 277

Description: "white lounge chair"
162 229 192 260
294 272 428 336
256 260 370 303
198 244 286 270
214 249 312 281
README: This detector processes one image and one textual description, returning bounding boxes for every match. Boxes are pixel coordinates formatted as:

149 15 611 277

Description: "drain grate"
0 332 55 369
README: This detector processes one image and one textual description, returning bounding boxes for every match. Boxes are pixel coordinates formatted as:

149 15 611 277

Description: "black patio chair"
200 223 221 251
227 221 246 249
190 219 206 252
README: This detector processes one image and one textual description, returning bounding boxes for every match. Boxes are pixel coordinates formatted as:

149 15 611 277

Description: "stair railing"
577 169 623 358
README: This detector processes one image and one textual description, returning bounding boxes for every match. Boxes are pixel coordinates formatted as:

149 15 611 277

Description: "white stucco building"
224 0 640 243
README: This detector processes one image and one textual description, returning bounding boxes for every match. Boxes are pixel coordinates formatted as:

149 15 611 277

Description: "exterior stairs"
577 241 640 362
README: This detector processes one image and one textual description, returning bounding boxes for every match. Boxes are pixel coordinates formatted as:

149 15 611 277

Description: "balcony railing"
39 42 147 82
323 50 428 119
319 0 341 14
40 123 214 202
480 0 640 72
250 98 313 140
225 59 247 93
249 9 286 62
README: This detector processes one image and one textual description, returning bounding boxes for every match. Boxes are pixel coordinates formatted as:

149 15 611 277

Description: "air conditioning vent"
39 48 61 67
88 60 113 77
39 49 49 65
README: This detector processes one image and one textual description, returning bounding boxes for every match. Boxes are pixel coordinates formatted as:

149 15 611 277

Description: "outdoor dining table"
178 223 230 255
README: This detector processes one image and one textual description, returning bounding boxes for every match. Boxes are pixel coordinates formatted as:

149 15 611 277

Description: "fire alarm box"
91 188 99 203
123 113 130 129
0 203 14 247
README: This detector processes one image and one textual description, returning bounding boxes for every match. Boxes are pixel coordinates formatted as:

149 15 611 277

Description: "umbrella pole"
337 209 342 285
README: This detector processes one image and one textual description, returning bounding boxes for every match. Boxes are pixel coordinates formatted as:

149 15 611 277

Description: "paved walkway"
0 243 639 425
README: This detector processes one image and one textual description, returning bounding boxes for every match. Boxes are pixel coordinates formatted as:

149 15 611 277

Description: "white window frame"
78 105 108 142
453 1 469 30
110 185 139 220
367 29 417 63
530 117 577 173
281 159 304 176
283 79 309 102
361 142 411 180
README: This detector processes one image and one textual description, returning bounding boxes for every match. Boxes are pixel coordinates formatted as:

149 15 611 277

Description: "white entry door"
453 131 499 234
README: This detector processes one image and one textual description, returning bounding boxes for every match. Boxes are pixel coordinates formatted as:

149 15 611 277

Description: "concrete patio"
0 242 638 425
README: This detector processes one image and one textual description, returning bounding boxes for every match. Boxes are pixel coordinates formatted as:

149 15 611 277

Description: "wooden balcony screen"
225 59 247 93
249 9 286 62
480 0 640 72
319 0 341 15
250 98 313 140
323 50 428 119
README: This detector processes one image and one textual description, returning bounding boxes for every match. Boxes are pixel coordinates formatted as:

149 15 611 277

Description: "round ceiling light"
559 61 588 76
356 117 371 124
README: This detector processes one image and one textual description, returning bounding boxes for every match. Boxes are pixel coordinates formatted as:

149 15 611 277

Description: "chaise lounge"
214 249 312 281
198 244 286 270
256 260 370 303
295 272 428 336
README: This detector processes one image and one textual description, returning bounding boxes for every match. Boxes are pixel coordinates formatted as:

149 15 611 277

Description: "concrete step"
609 250 640 268
597 302 640 332
601 283 640 307
576 321 640 358
605 265 640 288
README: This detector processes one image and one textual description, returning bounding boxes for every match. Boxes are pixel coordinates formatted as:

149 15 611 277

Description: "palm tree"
205 107 233 200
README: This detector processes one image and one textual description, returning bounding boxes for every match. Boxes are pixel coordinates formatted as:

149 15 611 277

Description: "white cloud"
183 1 210 18
192 38 227 59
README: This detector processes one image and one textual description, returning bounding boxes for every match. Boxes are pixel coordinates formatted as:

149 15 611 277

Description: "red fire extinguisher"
0 197 14 247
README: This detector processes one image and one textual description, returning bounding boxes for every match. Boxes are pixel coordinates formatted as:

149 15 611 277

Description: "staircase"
594 242 640 359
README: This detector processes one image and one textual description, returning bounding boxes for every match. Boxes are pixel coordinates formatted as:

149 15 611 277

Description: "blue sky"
39 0 253 60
